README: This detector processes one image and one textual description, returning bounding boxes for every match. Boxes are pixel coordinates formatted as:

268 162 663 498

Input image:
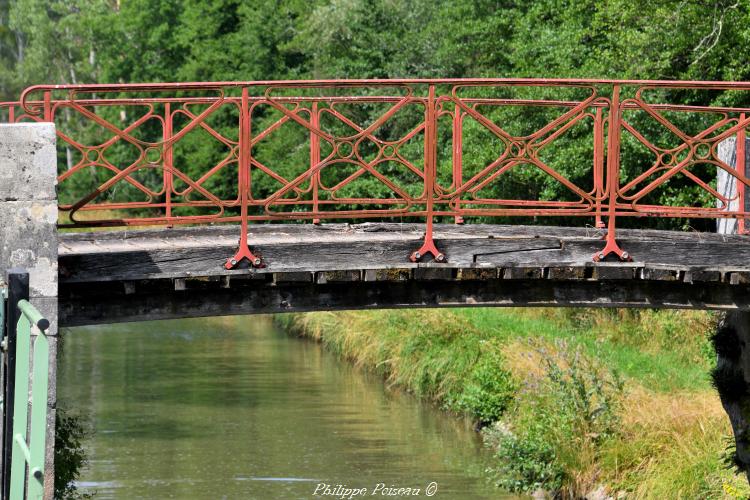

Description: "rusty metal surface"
3 79 750 267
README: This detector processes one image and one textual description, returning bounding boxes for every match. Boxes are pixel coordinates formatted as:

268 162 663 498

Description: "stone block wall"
0 123 57 499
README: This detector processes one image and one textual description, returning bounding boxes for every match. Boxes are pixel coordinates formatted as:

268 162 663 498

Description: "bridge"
4 78 750 497
6 78 750 323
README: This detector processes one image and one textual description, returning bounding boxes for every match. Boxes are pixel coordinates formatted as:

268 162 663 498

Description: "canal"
59 315 508 499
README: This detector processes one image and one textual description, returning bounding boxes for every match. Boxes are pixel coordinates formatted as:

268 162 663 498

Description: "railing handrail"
16 76 750 91
7 98 750 115
15 302 50 333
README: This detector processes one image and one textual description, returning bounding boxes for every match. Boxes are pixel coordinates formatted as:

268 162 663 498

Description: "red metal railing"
3 79 750 268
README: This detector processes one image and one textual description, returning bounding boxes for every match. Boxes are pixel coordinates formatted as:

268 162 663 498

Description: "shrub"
446 344 516 425
484 420 565 493
485 340 624 496
55 409 91 500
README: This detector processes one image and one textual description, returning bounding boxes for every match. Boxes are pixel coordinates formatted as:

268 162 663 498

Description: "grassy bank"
276 308 749 499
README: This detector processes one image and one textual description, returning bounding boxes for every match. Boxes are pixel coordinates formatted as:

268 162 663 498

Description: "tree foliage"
3 1 748 98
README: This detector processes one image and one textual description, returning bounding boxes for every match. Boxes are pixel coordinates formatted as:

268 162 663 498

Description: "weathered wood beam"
59 223 750 283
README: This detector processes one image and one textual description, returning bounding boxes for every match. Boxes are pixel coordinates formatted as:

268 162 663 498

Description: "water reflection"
59 316 511 499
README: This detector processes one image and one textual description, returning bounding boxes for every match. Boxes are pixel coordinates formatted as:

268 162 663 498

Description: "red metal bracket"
592 232 631 262
225 244 263 270
409 228 445 263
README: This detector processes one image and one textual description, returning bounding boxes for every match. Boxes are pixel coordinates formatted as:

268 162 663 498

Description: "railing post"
163 102 174 225
6 298 49 500
594 84 631 261
452 103 464 225
311 102 321 225
738 113 746 234
593 107 605 228
2 270 28 500
410 84 445 262
225 88 263 269
42 92 51 123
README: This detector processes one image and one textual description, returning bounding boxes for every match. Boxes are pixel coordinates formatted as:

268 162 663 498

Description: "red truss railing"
3 79 750 268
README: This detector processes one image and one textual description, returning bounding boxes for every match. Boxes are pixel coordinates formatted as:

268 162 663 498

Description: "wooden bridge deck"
58 223 750 326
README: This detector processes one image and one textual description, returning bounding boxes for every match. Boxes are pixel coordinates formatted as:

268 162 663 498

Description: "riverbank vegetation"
278 309 749 498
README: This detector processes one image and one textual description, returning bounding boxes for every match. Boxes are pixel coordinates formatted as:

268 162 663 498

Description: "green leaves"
5 1 750 94
485 339 624 494
445 341 516 425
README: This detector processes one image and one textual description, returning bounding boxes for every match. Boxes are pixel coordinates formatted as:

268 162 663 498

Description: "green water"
59 316 508 499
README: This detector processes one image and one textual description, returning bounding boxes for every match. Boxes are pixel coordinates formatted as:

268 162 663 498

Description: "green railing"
1 270 51 500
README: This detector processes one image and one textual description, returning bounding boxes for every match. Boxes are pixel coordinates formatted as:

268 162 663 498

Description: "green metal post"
28 321 48 499
9 300 49 500
9 312 30 500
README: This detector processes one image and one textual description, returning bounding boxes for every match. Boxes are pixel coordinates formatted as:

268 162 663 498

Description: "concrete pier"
0 123 58 498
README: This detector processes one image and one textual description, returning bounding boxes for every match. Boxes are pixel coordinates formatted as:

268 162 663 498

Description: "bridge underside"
58 223 750 326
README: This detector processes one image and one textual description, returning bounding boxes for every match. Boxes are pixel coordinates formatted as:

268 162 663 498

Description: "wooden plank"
59 222 750 245
363 269 411 282
316 270 361 284
503 267 543 279
547 266 587 280
273 272 312 283
59 224 750 286
458 268 498 280
593 266 637 280
641 267 681 281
